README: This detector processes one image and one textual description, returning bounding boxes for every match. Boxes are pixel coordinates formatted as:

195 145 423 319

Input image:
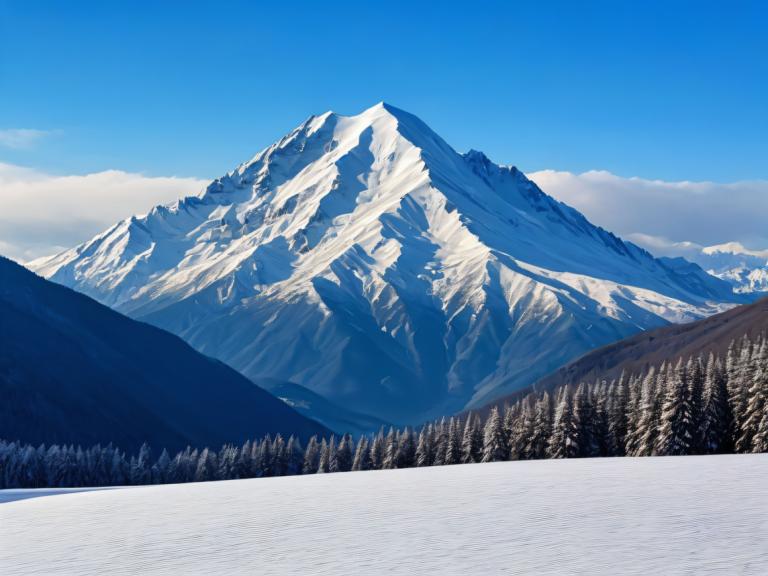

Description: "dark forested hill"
527 296 768 396
0 257 329 452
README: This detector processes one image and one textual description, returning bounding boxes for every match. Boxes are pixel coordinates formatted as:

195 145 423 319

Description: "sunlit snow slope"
32 103 740 423
2 455 766 575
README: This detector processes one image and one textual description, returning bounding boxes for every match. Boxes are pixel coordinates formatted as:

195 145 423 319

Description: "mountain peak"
360 100 404 115
31 103 742 423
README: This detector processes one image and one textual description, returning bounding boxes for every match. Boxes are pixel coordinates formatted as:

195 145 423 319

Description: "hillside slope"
2 455 766 575
526 296 768 396
32 103 743 423
0 257 328 452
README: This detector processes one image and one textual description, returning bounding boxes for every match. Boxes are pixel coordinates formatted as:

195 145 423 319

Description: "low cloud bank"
0 163 207 262
528 169 768 256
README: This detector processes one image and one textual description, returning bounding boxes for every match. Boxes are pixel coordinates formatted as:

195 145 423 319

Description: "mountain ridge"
0 256 329 451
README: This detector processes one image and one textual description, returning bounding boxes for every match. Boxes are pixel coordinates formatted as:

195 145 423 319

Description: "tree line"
2 333 767 489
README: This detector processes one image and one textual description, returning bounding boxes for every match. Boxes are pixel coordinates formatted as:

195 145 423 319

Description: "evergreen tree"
624 374 643 455
737 340 768 452
593 381 610 455
699 354 731 454
302 436 320 475
382 428 398 469
194 448 217 482
549 387 578 458
326 436 339 473
573 383 598 457
444 418 462 465
352 436 371 471
482 406 508 462
217 445 237 480
246 442 260 477
509 401 534 460
655 359 695 456
317 439 330 473
609 374 630 456
152 448 170 484
396 428 416 468
432 419 448 467
728 337 753 438
271 435 287 477
527 392 553 459
130 443 153 485
416 425 434 467
593 382 612 457
502 403 519 448
687 356 705 452
752 410 768 453
461 414 483 464
334 434 353 473
633 367 662 456
257 436 273 477
234 440 251 478
369 430 386 470
285 436 303 476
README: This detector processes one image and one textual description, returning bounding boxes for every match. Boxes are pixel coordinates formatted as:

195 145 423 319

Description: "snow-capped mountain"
31 103 743 423
695 243 768 294
640 240 768 294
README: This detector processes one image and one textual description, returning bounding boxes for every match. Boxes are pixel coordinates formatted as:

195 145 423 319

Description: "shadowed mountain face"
0 257 328 452
255 379 391 436
514 296 768 399
32 103 744 424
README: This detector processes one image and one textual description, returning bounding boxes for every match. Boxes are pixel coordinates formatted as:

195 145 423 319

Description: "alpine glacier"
31 103 741 423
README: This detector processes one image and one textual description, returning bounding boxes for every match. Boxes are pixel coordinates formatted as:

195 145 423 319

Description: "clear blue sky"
0 0 766 181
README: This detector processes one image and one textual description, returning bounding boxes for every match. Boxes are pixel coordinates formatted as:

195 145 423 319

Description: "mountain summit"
32 103 741 423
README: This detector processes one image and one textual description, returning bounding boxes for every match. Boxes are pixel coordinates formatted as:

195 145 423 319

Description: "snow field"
1 454 766 575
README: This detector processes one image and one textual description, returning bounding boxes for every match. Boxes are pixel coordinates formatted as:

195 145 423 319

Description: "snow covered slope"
31 103 741 423
2 455 766 575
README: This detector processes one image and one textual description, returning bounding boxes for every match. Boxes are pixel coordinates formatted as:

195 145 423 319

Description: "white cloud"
701 241 768 259
0 129 51 149
528 169 768 255
619 233 705 259
3 162 765 267
0 163 207 262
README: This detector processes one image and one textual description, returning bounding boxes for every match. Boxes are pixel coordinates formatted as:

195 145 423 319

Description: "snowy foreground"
1 455 767 575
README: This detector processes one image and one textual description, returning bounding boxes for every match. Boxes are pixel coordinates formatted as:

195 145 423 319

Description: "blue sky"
1 1 768 261
1 0 766 181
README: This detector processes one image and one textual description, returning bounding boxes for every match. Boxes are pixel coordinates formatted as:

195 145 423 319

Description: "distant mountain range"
31 103 747 424
675 242 768 294
0 256 328 452
633 239 768 294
